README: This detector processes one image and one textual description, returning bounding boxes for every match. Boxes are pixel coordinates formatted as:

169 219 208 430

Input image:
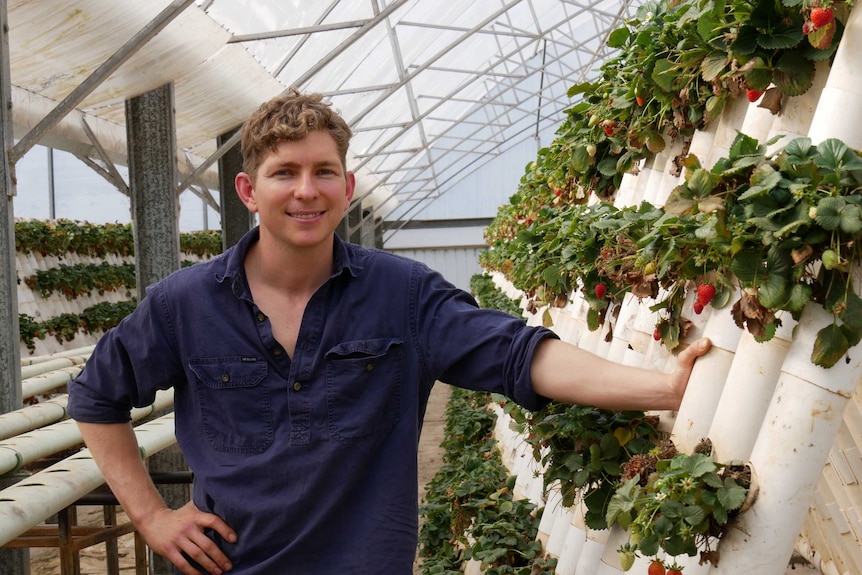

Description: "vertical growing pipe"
713 303 862 575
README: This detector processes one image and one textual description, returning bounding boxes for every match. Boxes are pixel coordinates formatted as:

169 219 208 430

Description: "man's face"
239 130 355 251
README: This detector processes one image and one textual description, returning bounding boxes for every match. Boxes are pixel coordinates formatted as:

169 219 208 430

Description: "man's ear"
235 172 258 213
345 171 356 208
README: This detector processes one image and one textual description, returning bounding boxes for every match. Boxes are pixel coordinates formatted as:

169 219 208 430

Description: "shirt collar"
217 227 364 290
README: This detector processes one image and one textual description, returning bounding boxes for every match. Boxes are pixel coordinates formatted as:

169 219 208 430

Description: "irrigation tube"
20 345 95 367
0 397 68 441
22 366 84 400
0 413 177 546
0 389 174 476
21 355 90 380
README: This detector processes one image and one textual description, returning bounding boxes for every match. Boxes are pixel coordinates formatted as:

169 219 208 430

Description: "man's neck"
245 235 335 296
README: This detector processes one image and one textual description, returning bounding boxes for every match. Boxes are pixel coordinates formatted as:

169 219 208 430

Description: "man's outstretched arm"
530 337 711 411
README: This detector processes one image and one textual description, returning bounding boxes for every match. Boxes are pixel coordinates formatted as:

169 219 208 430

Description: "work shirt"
68 227 556 574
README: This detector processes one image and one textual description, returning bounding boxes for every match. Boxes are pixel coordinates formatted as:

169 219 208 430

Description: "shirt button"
365 363 374 372
257 312 265 322
293 381 302 391
273 348 283 356
221 373 230 383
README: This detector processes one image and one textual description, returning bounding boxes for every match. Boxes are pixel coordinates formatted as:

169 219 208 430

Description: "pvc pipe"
808 1 862 148
554 520 587 575
606 293 641 364
573 526 610 574
766 61 830 156
21 366 84 400
19 345 96 366
708 314 795 462
595 525 629 574
546 505 574 558
21 355 89 380
0 413 177 546
538 485 563 547
739 96 776 145
706 95 749 168
0 390 174 476
671 299 742 454
713 302 862 575
0 396 68 441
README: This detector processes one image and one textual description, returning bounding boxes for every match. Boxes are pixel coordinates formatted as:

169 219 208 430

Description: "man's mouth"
290 211 324 220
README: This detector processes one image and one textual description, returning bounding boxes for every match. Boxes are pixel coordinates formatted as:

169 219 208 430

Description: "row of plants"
417 387 557 574
482 0 859 368
483 134 862 368
15 219 223 258
475 269 751 571
469 273 525 318
18 300 138 353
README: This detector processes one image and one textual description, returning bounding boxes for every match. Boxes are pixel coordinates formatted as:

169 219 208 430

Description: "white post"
671 298 742 455
807 1 862 148
713 303 862 575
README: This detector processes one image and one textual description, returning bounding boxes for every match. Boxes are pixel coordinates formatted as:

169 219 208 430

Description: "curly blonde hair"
240 89 352 180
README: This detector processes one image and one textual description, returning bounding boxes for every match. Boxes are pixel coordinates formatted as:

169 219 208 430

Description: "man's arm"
530 337 711 411
77 422 237 575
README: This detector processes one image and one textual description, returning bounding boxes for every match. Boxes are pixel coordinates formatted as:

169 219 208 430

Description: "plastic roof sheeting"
7 0 637 223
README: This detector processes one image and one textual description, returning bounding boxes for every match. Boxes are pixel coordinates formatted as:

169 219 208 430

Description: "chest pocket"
189 357 271 454
325 338 402 444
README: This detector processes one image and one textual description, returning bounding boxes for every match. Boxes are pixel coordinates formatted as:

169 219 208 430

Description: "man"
68 90 711 575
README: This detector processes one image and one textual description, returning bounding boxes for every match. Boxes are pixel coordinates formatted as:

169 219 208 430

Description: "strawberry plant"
606 450 750 566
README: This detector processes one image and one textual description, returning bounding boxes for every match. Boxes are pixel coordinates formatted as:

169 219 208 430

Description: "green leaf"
758 24 805 50
607 27 630 48
812 323 849 368
773 51 815 97
652 59 677 92
701 51 729 81
717 478 748 511
681 504 706 526
815 197 849 230
738 165 783 200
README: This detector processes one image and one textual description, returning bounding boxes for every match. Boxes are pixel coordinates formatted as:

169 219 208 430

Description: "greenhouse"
0 0 860 574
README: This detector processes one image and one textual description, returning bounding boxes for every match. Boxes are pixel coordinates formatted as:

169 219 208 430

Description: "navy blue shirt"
68 228 555 574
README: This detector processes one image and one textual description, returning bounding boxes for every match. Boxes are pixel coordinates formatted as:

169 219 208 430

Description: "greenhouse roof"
8 0 638 224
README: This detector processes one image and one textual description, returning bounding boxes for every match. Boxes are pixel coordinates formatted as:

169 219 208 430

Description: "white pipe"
21 355 89 380
20 345 96 366
0 390 174 476
538 485 563 548
21 366 84 401
0 413 177 546
671 298 742 454
554 520 587 575
707 315 795 462
713 302 862 575
595 525 628 574
0 396 68 441
807 1 862 148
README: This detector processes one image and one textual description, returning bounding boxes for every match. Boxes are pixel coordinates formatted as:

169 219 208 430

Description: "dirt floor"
26 384 452 575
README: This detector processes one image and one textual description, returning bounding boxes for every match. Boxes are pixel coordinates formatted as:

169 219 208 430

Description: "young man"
68 91 710 575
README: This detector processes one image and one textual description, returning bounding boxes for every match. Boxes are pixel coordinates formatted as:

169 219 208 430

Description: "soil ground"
26 383 452 575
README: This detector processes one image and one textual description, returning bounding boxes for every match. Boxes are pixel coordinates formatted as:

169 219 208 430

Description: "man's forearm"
76 421 168 525
529 338 706 411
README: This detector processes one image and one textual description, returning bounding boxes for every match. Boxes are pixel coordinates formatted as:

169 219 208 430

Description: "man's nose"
294 172 318 199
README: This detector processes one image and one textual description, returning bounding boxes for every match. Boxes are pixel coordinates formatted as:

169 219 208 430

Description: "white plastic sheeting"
7 0 638 222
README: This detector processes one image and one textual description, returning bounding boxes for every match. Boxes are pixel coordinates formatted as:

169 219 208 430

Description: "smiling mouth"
289 211 324 220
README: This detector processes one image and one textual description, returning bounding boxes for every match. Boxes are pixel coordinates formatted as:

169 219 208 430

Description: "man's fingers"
681 337 711 365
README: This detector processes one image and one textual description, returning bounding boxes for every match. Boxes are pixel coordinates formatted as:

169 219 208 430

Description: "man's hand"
138 501 237 575
667 337 712 409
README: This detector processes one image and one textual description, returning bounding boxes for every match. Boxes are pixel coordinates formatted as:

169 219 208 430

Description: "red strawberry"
595 283 607 299
636 95 646 106
693 300 704 315
648 561 666 575
601 120 617 136
653 328 661 341
697 283 716 306
667 569 683 575
803 20 815 34
746 88 764 102
810 6 834 28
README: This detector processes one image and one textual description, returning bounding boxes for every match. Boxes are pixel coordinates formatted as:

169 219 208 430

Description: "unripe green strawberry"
619 549 635 571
